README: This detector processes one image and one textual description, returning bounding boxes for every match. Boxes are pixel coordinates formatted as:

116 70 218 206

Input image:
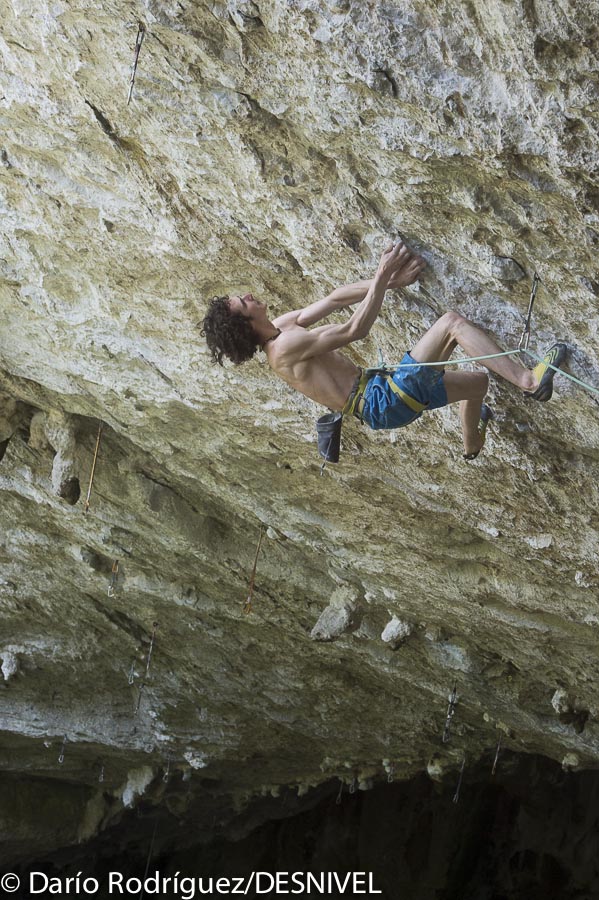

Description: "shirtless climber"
201 242 566 460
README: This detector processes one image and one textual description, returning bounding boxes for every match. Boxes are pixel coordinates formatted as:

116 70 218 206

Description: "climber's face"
228 293 267 321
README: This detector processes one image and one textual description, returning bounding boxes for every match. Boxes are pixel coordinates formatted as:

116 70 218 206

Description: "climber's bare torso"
266 322 359 411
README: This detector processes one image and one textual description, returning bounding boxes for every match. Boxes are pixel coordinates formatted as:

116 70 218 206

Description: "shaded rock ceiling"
0 0 598 864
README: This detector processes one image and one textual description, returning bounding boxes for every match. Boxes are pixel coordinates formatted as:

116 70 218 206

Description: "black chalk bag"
316 412 343 463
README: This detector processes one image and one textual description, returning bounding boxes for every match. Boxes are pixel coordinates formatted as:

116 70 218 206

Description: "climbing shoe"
524 342 568 402
463 403 494 461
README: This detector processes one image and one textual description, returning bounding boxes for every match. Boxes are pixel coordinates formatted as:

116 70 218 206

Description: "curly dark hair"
201 295 260 366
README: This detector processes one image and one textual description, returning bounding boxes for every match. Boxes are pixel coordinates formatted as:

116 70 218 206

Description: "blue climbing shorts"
361 352 449 430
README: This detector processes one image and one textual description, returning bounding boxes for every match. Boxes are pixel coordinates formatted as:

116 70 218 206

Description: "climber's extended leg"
410 311 538 391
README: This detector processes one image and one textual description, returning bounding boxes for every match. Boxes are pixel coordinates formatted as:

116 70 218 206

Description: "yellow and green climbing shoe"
463 403 494 461
524 342 568 402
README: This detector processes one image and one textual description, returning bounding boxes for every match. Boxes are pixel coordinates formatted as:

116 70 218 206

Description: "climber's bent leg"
411 312 537 391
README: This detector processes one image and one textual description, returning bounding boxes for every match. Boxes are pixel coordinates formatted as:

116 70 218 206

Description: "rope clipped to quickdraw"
83 422 103 514
243 526 265 614
127 23 146 105
134 621 158 715
442 681 458 743
519 271 540 351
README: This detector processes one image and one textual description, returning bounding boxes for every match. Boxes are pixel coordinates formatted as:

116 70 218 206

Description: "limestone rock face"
1 0 598 864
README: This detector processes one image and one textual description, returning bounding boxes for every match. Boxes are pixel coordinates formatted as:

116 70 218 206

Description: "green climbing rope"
380 349 521 368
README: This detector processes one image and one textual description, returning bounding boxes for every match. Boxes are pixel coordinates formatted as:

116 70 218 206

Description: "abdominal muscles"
273 351 359 411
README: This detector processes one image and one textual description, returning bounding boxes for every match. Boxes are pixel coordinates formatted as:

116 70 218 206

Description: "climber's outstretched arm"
274 245 426 331
273 243 420 362
273 280 373 330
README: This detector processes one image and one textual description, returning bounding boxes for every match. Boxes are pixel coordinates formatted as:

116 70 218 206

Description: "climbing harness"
344 368 427 419
243 527 265 614
442 682 458 743
317 368 372 472
83 422 103 514
317 366 426 473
